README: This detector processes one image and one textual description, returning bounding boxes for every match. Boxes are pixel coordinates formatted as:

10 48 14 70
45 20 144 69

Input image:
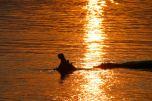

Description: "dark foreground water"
0 0 152 100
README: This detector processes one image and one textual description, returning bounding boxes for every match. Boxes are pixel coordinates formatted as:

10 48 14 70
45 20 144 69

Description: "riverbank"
95 60 152 72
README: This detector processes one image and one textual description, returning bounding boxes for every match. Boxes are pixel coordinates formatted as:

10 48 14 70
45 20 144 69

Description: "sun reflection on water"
76 70 113 101
79 0 119 100
82 0 106 68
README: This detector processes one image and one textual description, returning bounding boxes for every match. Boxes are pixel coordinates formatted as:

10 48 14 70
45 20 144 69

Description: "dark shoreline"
95 60 152 72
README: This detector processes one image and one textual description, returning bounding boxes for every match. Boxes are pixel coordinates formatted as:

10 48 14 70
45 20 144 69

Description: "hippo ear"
58 53 65 59
67 60 69 63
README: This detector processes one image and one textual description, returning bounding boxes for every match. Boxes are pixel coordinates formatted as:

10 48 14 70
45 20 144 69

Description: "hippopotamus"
54 53 76 77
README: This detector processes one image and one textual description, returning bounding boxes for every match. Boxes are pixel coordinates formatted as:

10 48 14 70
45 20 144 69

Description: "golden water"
0 0 152 100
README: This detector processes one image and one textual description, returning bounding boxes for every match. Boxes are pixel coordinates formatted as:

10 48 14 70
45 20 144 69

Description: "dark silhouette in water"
54 53 91 79
54 54 152 79
95 60 152 72
54 53 76 77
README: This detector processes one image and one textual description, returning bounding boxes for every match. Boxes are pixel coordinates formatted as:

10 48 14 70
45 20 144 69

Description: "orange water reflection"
83 0 106 68
75 70 114 101
83 0 119 68
80 0 118 100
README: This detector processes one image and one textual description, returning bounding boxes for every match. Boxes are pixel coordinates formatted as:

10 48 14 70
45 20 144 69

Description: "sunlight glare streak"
78 0 119 100
77 71 112 101
83 0 106 68
109 0 119 5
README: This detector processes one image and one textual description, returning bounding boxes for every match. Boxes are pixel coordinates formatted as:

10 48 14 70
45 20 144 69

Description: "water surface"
0 0 152 100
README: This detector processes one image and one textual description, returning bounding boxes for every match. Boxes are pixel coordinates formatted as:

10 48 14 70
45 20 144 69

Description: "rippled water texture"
0 0 152 100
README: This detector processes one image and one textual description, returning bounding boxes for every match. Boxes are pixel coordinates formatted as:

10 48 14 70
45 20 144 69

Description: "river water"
0 0 152 100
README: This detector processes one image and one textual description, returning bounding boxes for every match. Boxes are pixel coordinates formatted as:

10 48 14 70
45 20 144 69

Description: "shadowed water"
0 0 152 100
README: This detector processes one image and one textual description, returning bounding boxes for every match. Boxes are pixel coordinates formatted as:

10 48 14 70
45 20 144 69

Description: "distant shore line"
95 60 152 72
